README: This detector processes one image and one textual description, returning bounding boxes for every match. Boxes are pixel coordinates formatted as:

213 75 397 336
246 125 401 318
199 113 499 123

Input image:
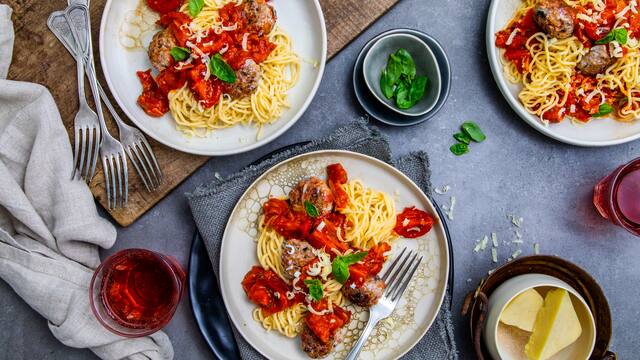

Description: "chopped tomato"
158 12 192 46
326 164 349 210
495 10 538 74
242 266 303 315
146 0 181 14
263 198 312 239
346 242 391 286
156 67 187 95
304 301 351 344
136 70 169 117
394 207 434 238
186 64 223 108
308 228 350 255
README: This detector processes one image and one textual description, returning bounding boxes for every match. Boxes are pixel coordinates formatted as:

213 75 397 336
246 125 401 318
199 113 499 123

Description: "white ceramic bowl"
486 0 640 146
362 33 441 117
99 0 327 156
484 274 596 360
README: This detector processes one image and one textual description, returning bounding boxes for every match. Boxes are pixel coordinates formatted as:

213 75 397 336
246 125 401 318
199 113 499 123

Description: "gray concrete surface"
1 0 639 358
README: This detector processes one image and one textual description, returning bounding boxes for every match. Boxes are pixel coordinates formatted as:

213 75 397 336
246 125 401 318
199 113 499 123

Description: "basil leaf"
170 47 190 61
395 79 412 109
189 0 205 17
596 28 627 45
331 251 368 284
593 103 614 117
380 69 395 99
461 121 486 142
450 143 469 156
408 75 427 104
453 132 471 145
304 279 324 301
386 54 403 86
394 48 416 80
304 201 320 217
209 54 236 83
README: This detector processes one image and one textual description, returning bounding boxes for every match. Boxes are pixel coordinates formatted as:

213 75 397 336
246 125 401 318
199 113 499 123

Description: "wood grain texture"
5 0 399 227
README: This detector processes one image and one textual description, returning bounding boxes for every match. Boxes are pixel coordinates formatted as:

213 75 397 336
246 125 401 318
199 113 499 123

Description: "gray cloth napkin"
188 119 458 360
0 5 173 359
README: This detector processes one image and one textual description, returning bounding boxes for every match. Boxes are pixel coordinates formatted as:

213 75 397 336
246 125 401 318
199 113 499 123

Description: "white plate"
99 0 326 155
486 0 640 147
219 150 450 360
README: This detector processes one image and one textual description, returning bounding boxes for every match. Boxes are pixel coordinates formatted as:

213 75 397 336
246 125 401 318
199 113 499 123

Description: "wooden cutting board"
6 0 400 226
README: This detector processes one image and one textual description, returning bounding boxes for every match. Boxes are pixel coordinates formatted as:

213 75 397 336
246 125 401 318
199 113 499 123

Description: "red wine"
616 169 640 225
100 251 181 329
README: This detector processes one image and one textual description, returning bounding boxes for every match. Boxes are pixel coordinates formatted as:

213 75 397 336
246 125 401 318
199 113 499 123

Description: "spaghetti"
495 0 640 124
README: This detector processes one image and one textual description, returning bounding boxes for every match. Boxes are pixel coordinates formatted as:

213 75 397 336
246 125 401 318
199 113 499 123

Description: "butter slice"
500 288 544 332
525 288 582 360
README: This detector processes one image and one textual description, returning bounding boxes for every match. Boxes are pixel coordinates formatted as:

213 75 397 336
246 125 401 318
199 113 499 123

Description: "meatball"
577 45 611 75
223 59 261 99
300 325 333 359
148 29 177 72
289 177 334 216
243 0 277 36
534 0 574 39
281 239 316 280
342 276 386 308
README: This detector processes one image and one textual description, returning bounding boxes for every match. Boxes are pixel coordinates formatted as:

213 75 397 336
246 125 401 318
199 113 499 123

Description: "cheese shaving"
242 33 249 51
505 28 520 46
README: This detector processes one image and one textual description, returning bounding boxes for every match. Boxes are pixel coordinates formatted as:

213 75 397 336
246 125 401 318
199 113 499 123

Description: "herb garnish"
596 28 628 45
304 279 324 301
331 252 368 284
189 0 205 17
450 122 486 156
209 54 237 83
304 201 320 217
593 103 614 117
170 47 190 61
379 48 428 109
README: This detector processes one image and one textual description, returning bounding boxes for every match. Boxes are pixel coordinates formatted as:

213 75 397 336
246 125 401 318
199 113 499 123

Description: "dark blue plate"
353 29 452 126
189 143 455 358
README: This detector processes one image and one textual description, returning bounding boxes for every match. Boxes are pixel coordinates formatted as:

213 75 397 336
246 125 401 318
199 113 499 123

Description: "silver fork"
345 248 423 360
48 10 163 191
66 4 128 208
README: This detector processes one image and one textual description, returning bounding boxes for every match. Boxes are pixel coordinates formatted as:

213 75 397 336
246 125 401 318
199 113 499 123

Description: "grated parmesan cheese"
491 248 498 263
307 305 331 316
285 244 295 255
316 221 326 232
434 185 451 195
577 13 595 23
534 243 540 255
505 28 520 46
511 249 522 259
242 33 249 51
491 232 498 247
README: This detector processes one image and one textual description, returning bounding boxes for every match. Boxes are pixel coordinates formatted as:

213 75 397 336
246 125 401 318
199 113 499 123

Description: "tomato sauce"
242 266 304 315
136 0 277 116
304 301 351 344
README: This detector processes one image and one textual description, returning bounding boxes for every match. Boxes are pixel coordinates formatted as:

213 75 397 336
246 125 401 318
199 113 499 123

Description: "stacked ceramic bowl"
353 29 451 126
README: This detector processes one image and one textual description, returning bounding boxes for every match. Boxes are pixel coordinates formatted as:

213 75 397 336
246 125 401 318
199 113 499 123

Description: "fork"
48 10 163 191
58 7 99 182
66 4 128 208
345 248 423 360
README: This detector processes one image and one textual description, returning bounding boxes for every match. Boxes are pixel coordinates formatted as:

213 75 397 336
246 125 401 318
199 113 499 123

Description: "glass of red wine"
593 157 640 236
90 249 185 337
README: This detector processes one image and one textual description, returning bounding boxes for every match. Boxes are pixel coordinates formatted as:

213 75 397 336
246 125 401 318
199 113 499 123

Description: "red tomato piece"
304 301 351 344
242 266 302 315
136 70 169 117
326 164 349 210
262 198 313 240
394 207 434 238
156 67 187 95
346 242 391 286
146 0 181 14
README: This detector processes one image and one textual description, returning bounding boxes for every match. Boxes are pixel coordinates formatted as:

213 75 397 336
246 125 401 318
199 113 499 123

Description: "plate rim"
218 149 451 360
486 0 640 147
98 0 328 156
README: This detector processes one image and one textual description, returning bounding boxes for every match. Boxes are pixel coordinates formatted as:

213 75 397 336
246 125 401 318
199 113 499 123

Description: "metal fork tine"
391 256 422 302
141 138 163 183
83 127 94 181
77 127 87 180
381 247 406 283
102 156 111 209
88 129 100 181
115 154 123 208
385 251 418 298
383 250 413 297
108 155 117 209
122 152 129 205
71 127 80 179
129 145 153 190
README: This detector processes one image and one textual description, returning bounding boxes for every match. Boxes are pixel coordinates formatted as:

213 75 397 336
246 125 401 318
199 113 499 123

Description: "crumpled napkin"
0 5 172 359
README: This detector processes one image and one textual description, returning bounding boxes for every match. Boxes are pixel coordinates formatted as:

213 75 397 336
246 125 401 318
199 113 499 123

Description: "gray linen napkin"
188 119 458 360
0 5 172 359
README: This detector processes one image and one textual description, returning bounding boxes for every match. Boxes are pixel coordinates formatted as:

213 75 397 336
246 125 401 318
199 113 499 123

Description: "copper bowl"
461 255 615 360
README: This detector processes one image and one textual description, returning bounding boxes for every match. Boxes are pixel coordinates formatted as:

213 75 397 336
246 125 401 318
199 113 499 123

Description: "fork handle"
345 314 380 360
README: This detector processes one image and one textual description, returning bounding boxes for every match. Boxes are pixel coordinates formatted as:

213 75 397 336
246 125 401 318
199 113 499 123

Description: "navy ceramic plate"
353 29 452 126
189 151 455 358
